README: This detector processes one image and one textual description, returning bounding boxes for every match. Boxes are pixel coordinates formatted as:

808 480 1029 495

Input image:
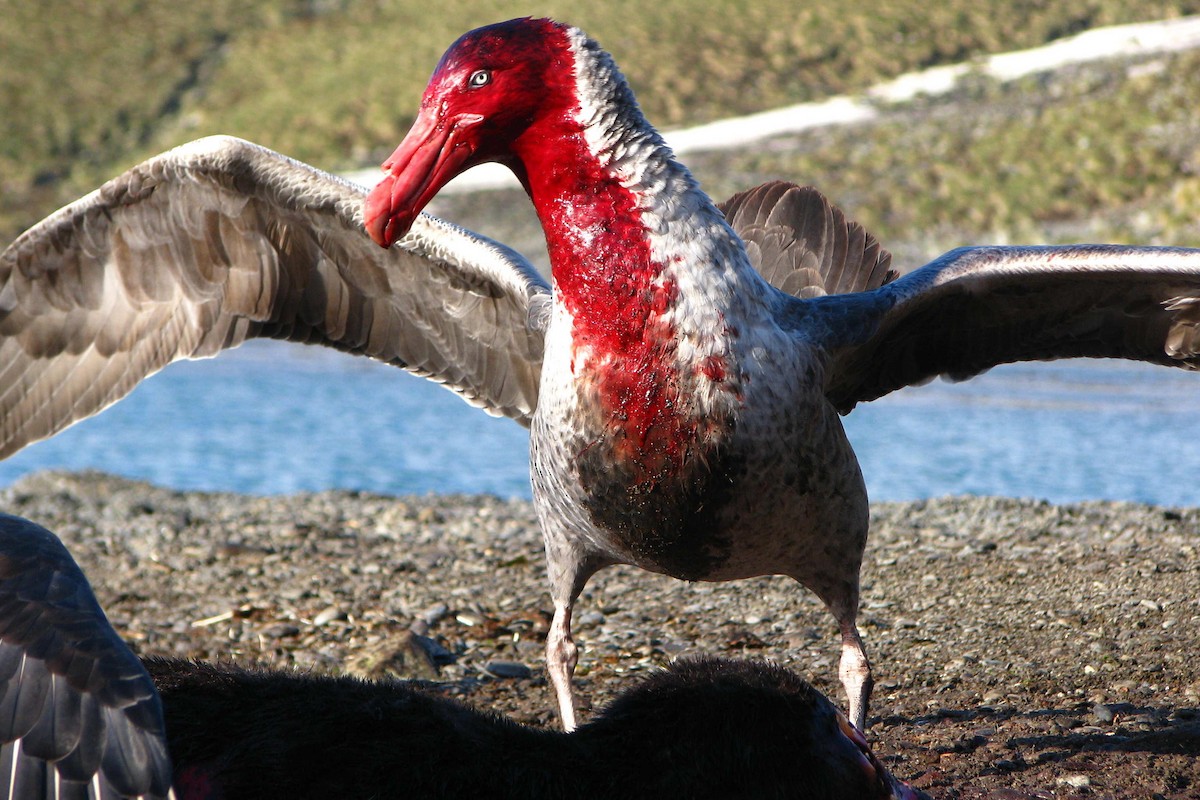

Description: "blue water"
2 340 1196 506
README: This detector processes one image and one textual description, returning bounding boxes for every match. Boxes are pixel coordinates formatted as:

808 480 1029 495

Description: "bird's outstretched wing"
718 181 897 298
807 244 1200 412
0 514 173 799
0 135 550 458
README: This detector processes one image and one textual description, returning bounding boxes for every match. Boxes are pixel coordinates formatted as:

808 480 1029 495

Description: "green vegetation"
688 51 1200 260
3 0 1200 250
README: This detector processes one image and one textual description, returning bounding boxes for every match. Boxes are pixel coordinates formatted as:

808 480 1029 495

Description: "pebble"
422 603 449 626
483 660 533 679
358 631 447 680
262 623 300 639
577 611 606 629
1092 703 1115 724
312 606 346 626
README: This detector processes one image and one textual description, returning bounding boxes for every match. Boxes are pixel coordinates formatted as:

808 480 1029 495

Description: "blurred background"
5 0 1200 250
3 1 1200 503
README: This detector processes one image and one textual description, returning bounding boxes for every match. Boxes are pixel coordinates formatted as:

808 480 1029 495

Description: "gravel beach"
4 469 1198 798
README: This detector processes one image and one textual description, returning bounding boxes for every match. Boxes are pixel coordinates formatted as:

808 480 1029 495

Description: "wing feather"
0 136 550 459
810 244 1200 412
718 181 897 299
0 514 173 798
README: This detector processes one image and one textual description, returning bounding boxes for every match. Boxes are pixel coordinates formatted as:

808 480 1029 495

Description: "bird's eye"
467 69 491 88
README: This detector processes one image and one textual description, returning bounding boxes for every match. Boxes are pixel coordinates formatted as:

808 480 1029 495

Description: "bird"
0 513 927 800
3 17 1200 734
0 514 173 800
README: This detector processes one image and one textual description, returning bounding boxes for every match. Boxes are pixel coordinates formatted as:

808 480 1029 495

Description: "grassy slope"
688 51 1200 260
3 0 1199 249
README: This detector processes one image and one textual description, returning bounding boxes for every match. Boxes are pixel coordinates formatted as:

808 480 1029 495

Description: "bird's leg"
542 536 607 732
838 618 873 732
546 598 579 731
797 554 874 732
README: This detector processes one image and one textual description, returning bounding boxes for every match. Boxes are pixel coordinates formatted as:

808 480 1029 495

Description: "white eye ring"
468 69 491 88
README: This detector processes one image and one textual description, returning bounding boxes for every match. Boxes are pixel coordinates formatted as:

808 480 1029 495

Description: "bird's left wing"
0 514 173 799
719 181 897 298
804 244 1200 412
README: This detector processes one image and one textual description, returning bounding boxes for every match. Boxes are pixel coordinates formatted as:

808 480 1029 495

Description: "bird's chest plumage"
530 287 859 582
522 97 868 581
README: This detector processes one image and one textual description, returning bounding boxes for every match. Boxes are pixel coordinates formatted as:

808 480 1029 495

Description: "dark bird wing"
0 514 173 799
806 244 1200 412
718 181 897 298
0 135 550 458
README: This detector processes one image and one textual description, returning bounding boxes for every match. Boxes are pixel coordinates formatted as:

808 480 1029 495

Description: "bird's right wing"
0 135 551 459
0 514 173 799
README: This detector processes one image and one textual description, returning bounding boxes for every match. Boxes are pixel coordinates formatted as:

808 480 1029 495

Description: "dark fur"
149 656 912 799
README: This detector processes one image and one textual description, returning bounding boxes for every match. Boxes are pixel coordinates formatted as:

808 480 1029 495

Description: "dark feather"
719 181 897 298
0 514 173 799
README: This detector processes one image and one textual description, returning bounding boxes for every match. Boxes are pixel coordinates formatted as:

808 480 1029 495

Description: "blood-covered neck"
520 139 663 347
511 31 731 482
510 29 705 355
